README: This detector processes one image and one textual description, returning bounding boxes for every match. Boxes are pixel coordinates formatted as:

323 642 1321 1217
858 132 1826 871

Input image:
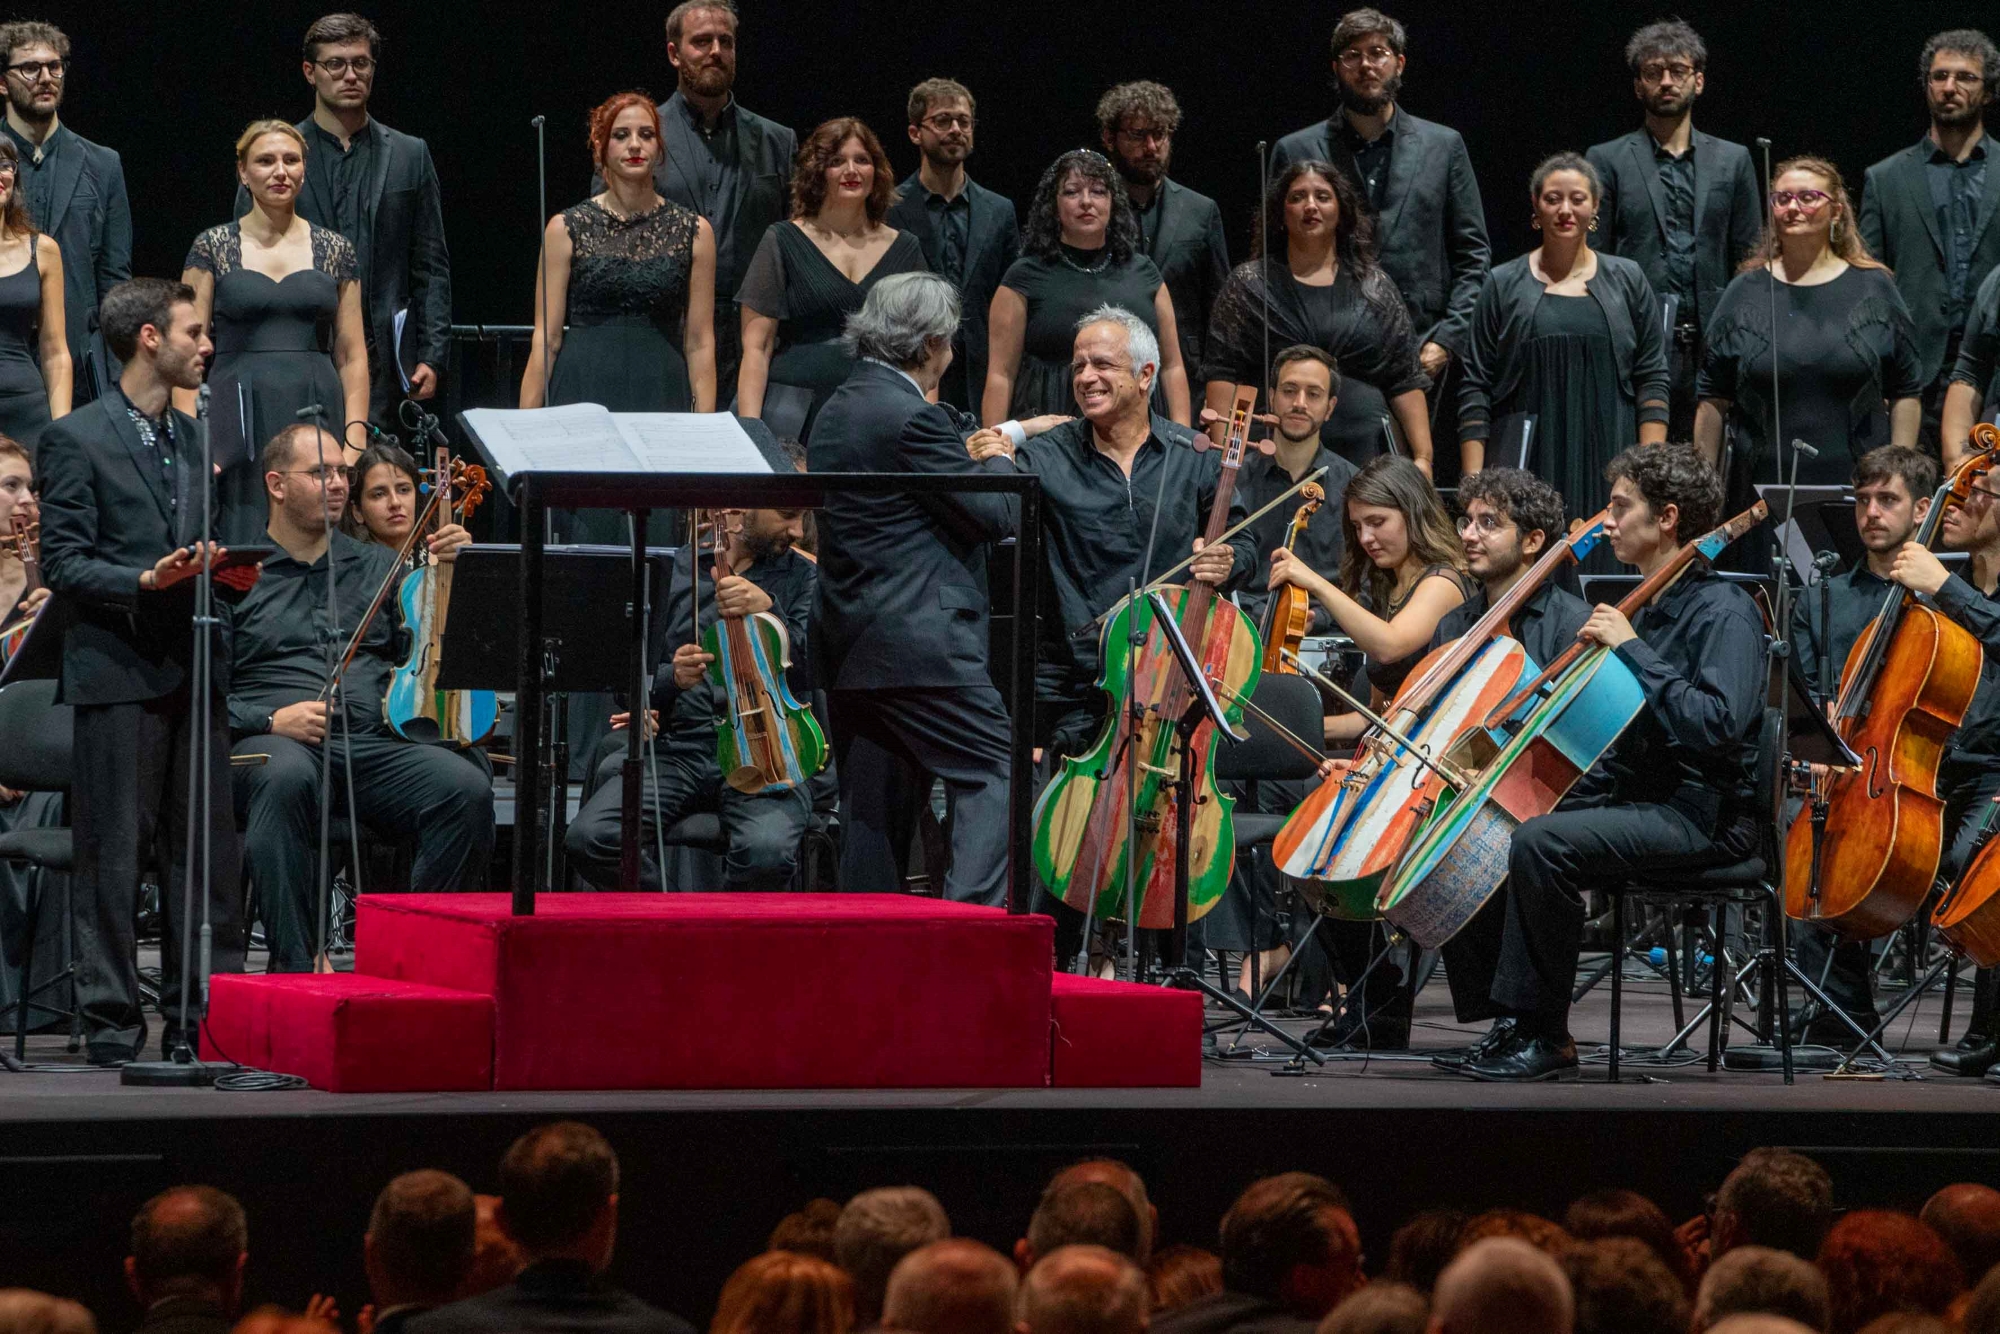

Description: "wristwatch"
262 710 276 735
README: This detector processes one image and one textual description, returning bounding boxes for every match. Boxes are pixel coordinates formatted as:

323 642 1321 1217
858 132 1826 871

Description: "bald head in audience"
1693 1246 1829 1332
1016 1184 1143 1273
1921 1184 2000 1288
1018 1246 1149 1334
1428 1237 1572 1334
884 1238 1017 1334
1707 1318 1820 1334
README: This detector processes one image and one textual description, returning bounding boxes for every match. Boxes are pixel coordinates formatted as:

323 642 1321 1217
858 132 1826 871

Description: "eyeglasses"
1336 45 1398 68
312 56 375 77
1457 512 1515 535
1931 68 1985 86
1772 189 1832 211
5 59 63 81
1637 60 1697 83
0 164 18 179
921 113 972 132
1115 125 1170 146
281 466 347 484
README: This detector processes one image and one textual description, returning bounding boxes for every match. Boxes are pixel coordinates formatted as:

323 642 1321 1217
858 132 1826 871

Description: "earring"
1588 216 1599 232
1531 217 1542 231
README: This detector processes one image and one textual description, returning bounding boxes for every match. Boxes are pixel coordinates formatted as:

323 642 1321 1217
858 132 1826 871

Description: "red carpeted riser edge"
1049 973 1203 1088
355 893 1056 1090
201 973 494 1093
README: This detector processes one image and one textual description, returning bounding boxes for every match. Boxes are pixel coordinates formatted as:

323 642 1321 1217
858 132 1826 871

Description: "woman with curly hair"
1201 159 1430 471
983 148 1189 425
736 116 925 438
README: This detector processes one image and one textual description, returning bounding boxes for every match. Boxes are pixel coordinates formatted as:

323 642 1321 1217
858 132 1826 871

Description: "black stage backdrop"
21 0 2000 330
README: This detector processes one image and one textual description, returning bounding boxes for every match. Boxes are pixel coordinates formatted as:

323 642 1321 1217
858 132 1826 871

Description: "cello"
1271 508 1610 921
1260 482 1326 675
1381 499 1769 948
384 449 497 746
1784 442 1998 941
1032 386 1265 928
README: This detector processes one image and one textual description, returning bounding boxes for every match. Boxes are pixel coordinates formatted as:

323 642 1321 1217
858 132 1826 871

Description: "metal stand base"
119 1050 222 1087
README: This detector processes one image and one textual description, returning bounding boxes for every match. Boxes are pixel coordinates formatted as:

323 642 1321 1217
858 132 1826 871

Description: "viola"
1786 436 2000 941
1272 508 1610 922
1259 482 1326 676
384 450 497 747
696 509 826 793
1032 386 1267 928
1380 500 1769 949
0 514 40 664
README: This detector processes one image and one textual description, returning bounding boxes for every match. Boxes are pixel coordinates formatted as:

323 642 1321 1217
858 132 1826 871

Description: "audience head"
1320 1282 1427 1334
767 1200 844 1263
1024 149 1137 264
0 1290 94 1334
1919 1183 2000 1288
1143 1246 1220 1316
589 92 663 178
1018 1183 1143 1272
833 1186 950 1326
1709 1320 1821 1334
881 1239 1016 1334
1256 160 1375 268
1047 1161 1156 1264
1019 1245 1149 1334
1961 1261 2000 1334
664 1 738 100
1604 441 1723 555
1694 1246 1829 1333
1852 1317 1952 1334
126 1186 250 1314
792 118 896 226
1562 1190 1691 1291
100 278 209 386
1429 1237 1572 1334
1217 1172 1362 1319
261 424 349 533
1383 1211 1467 1296
227 1312 335 1334
465 1195 525 1297
1562 1238 1689 1334
496 1121 621 1271
1072 306 1160 424
843 271 960 376
1713 1149 1836 1261
710 1250 854 1334
363 1170 476 1310
1455 1209 1570 1258
1817 1211 1963 1334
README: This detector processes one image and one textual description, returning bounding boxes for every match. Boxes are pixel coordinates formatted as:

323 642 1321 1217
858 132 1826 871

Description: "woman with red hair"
735 116 925 438
711 1250 854 1334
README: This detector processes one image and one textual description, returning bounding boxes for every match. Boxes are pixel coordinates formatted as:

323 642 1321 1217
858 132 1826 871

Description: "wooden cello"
1260 482 1325 675
1032 387 1265 928
1784 441 1998 941
383 449 497 745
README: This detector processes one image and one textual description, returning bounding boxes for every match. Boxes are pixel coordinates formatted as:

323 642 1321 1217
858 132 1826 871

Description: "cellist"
1457 444 1765 1082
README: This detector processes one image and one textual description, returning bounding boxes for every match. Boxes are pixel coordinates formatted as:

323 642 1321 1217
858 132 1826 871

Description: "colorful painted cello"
1271 508 1611 920
384 448 497 745
1260 482 1325 675
1379 499 1769 948
1032 387 1265 928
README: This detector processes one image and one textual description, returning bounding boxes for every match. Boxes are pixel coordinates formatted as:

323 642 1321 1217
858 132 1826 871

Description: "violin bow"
1283 649 1470 789
316 474 448 703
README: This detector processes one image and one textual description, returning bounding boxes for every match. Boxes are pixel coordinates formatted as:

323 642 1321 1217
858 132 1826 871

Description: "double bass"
1260 482 1325 675
1032 387 1264 928
1785 440 1999 940
383 449 497 745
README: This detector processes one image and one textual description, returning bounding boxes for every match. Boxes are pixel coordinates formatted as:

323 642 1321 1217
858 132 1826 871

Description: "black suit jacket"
1141 178 1230 373
235 119 452 396
807 358 1017 690
5 123 132 400
407 1262 693 1334
1860 137 2000 384
886 172 1019 409
37 394 212 706
132 1296 232 1334
1271 107 1490 353
1586 127 1762 333
650 93 795 307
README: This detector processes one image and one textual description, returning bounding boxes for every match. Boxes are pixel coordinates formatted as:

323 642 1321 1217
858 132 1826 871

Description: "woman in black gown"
1202 159 1431 472
180 120 369 542
737 116 923 440
0 137 68 454
984 149 1190 425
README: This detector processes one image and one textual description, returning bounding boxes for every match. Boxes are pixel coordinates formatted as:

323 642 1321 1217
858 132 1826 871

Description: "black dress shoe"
1460 1029 1579 1082
1932 1036 1999 1076
1432 1018 1516 1070
86 1044 135 1067
1307 1010 1412 1051
1982 1065 2000 1087
1799 1009 1879 1048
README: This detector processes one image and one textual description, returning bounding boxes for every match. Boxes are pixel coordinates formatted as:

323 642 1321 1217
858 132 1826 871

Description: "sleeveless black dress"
0 244 49 452
549 198 701 414
1001 246 1168 417
186 221 354 542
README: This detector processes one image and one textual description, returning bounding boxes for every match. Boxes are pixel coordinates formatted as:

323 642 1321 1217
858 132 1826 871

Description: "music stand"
0 594 67 686
1756 485 1851 581
439 544 677 692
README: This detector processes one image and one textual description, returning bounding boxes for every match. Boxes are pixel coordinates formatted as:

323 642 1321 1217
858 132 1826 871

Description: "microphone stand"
308 403 363 971
532 113 555 549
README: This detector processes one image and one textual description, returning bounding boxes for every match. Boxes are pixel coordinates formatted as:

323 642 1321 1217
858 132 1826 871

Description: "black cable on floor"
198 1019 310 1092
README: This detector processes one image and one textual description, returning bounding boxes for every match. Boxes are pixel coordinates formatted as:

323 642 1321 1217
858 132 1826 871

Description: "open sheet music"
458 404 774 485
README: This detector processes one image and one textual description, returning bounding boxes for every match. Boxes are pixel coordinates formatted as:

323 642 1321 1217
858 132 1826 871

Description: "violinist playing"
0 435 45 642
224 424 495 971
563 505 824 892
1458 443 1764 1082
346 441 473 566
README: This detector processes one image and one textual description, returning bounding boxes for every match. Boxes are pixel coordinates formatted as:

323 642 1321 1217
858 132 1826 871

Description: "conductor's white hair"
843 272 962 368
1076 304 1159 377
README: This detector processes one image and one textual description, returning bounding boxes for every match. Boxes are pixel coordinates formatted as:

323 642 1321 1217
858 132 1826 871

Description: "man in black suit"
1271 8 1489 423
0 20 129 404
1587 20 1763 439
237 13 451 426
409 1123 694 1334
809 272 1020 907
1096 82 1229 381
125 1186 247 1334
1861 28 2000 449
37 278 242 1064
364 1172 478 1334
886 78 1019 414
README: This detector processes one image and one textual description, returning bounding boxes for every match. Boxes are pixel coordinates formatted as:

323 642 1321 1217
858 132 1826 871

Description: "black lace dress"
185 221 354 542
550 198 701 414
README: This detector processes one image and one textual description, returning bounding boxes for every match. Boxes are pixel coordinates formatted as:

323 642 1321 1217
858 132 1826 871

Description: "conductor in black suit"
886 78 1019 414
235 13 452 424
35 278 242 1064
0 20 130 404
809 272 1021 907
1860 28 2000 448
1586 20 1763 439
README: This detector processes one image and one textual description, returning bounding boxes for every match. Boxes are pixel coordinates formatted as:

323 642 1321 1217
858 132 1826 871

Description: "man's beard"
1114 151 1166 188
924 140 969 171
1642 87 1695 119
7 84 56 125
1934 98 1985 130
742 526 787 562
1336 72 1401 116
681 61 733 99
1277 416 1324 445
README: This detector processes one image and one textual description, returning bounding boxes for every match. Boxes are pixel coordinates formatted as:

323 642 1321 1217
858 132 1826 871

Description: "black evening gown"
0 247 50 454
186 221 352 543
1002 247 1168 417
736 221 926 439
1493 294 1631 529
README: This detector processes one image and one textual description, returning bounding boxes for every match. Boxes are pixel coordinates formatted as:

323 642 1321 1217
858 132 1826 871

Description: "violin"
1273 508 1610 923
383 450 497 746
0 514 40 664
1786 435 1999 940
1032 386 1267 928
1260 483 1326 676
1381 499 1769 949
695 508 826 793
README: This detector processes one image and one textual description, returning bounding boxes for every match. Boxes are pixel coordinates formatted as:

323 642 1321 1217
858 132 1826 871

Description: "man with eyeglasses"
1860 28 2000 451
0 21 129 406
235 13 450 430
1586 20 1762 441
222 421 493 973
1270 6 1489 458
1095 82 1228 385
886 79 1018 413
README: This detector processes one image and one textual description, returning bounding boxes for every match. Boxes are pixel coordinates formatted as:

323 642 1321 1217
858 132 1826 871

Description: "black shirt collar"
1926 135 1988 165
670 91 737 134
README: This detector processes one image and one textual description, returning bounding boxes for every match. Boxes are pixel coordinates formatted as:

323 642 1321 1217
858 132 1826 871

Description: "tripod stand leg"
1831 957 1954 1075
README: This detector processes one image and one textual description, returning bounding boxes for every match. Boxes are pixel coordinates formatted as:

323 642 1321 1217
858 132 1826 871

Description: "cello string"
1211 682 1324 766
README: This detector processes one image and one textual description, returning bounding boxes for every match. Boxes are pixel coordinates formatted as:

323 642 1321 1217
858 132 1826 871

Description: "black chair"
0 678 77 1058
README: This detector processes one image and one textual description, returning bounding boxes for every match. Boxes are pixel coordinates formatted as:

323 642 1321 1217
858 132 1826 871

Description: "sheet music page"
613 413 774 473
458 404 643 482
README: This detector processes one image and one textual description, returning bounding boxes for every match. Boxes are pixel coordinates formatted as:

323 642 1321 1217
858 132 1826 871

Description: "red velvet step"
356 893 1055 1091
1048 973 1203 1088
201 973 495 1092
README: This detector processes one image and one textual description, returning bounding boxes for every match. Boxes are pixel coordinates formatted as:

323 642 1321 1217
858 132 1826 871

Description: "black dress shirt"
910 181 972 286
1340 118 1394 212
1927 138 1990 330
113 386 180 511
1935 571 2000 760
666 95 745 294
1791 562 1895 703
304 117 379 244
651 543 816 753
1014 415 1259 702
5 119 64 236
1428 578 1594 670
1235 444 1359 629
1653 139 1699 323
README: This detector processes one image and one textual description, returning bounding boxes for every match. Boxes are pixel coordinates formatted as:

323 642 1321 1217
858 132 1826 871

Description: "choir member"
0 135 67 451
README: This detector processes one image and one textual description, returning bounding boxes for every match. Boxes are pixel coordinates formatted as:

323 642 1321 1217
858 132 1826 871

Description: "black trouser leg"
715 782 813 891
565 747 704 891
1441 887 1509 1024
1667 338 1700 441
342 733 495 893
1325 916 1410 1019
832 734 922 893
232 735 321 969
1793 923 1876 1018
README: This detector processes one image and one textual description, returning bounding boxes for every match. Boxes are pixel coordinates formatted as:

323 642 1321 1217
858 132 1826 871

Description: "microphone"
531 114 546 129
364 423 399 447
1790 437 1821 460
1755 136 1773 150
1813 550 1841 572
295 403 324 420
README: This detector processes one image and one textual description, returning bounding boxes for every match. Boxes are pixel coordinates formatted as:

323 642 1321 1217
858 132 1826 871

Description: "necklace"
1058 243 1111 275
